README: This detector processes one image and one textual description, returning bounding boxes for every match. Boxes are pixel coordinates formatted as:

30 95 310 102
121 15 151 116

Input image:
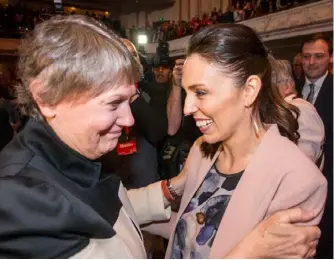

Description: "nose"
309 55 316 65
118 103 135 128
183 95 198 116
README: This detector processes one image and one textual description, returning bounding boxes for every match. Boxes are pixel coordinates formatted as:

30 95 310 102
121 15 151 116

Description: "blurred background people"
296 33 333 259
270 57 324 165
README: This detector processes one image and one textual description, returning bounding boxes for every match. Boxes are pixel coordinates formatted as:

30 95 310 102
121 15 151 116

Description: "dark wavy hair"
187 24 300 158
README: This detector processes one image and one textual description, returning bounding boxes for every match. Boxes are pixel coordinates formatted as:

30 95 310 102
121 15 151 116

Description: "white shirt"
302 71 328 104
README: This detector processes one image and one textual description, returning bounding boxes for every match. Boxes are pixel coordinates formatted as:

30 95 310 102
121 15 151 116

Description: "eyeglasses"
273 78 293 86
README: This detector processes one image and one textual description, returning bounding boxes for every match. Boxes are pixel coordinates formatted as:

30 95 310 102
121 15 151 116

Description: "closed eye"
195 90 207 97
108 99 123 110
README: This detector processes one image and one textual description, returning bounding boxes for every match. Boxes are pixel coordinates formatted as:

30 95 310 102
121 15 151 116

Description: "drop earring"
249 109 260 138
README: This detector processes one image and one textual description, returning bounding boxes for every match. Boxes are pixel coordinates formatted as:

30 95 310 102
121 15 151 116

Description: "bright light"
138 34 148 45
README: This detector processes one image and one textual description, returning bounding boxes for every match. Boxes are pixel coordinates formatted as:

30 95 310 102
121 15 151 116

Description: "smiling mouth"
196 120 213 128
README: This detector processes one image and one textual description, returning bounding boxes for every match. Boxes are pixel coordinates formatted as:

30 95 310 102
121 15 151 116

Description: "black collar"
20 119 101 187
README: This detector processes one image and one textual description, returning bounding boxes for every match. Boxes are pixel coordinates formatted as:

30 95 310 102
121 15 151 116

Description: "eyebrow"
302 52 327 55
186 84 206 91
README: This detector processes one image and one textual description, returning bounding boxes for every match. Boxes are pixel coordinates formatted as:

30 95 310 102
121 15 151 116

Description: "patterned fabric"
172 164 243 259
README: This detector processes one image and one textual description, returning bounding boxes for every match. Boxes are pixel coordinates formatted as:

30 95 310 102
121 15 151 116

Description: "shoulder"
288 97 315 110
0 173 89 258
0 142 91 258
0 135 35 178
185 136 215 168
191 136 204 154
324 73 333 85
263 126 325 185
289 98 324 127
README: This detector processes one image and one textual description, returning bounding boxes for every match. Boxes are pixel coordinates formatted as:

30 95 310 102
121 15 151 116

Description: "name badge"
117 140 137 155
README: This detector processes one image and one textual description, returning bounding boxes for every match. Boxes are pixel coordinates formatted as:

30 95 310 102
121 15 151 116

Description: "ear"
29 79 56 119
243 75 262 107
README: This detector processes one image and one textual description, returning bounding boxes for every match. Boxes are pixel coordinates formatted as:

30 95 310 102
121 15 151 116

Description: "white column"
190 0 198 18
181 0 189 21
212 0 221 10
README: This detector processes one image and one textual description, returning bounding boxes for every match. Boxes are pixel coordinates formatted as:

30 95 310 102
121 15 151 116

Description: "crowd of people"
0 0 332 257
0 0 319 42
0 13 332 258
0 4 126 38
129 0 318 43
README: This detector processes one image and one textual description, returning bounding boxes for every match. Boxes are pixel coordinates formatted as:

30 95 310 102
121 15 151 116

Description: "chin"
100 140 118 155
203 134 221 144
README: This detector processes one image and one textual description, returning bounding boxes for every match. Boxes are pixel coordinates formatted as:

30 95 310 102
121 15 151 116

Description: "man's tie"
306 83 315 103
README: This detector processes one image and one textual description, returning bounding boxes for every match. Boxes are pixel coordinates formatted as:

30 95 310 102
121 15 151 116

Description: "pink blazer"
146 125 327 258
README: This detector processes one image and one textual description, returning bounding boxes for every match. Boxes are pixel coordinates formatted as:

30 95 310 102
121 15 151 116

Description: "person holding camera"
158 59 201 180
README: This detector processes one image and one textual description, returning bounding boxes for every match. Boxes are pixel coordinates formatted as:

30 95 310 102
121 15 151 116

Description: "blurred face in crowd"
35 82 136 160
275 78 295 97
122 39 139 60
153 65 172 84
121 38 143 80
182 54 254 144
301 39 332 82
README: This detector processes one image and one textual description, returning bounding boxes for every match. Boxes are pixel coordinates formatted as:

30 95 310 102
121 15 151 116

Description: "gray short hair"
269 56 295 91
17 15 141 118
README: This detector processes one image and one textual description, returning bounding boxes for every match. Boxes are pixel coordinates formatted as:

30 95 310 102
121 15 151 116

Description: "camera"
153 40 173 68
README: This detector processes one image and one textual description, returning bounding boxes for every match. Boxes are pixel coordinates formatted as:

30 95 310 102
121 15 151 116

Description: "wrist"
172 79 182 88
169 175 184 197
225 229 263 259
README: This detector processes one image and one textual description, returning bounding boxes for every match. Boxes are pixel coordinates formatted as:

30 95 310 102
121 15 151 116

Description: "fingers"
305 248 317 259
305 239 319 258
305 226 321 243
173 62 183 82
175 59 185 66
275 207 315 224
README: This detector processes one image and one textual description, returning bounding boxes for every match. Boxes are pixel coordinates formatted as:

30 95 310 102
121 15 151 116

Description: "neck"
306 71 327 83
217 116 266 174
47 117 95 160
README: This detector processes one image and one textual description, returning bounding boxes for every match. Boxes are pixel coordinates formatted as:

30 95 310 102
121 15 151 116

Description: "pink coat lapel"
165 141 221 258
209 125 284 258
165 125 326 258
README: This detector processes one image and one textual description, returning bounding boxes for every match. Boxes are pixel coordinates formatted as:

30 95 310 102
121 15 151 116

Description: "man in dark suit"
295 33 333 259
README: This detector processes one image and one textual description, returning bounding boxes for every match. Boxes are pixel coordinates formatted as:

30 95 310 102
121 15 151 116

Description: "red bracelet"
161 180 175 202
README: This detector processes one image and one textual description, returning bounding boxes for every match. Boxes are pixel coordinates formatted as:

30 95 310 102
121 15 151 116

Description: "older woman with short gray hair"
271 57 325 166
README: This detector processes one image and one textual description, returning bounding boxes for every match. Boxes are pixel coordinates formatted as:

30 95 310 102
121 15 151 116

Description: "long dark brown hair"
187 24 300 158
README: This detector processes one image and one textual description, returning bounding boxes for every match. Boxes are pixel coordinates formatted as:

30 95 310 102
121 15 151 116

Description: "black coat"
0 119 132 258
0 107 13 151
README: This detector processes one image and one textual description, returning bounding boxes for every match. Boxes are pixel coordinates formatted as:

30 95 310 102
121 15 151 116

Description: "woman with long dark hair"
163 24 326 259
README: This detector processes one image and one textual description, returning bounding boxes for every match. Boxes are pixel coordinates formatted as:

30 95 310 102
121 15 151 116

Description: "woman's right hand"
226 208 321 259
172 59 185 87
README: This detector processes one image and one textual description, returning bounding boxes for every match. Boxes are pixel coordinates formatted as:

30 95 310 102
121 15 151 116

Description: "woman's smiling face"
182 54 247 144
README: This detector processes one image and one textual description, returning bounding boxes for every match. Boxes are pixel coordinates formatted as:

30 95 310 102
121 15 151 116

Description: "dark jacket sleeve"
0 108 13 150
130 83 168 144
0 175 88 258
